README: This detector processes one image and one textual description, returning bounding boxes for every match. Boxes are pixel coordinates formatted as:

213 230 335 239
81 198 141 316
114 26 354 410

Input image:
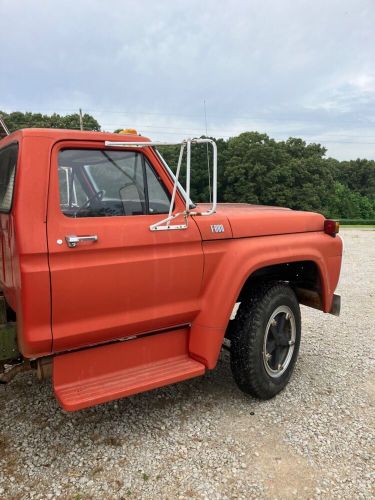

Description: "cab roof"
0 128 151 147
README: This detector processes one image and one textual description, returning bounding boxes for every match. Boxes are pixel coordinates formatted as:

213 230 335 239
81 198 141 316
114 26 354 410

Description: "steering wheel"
74 190 105 216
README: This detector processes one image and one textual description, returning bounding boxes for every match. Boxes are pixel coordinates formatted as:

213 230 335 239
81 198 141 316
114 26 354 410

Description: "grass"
341 225 375 229
339 219 375 225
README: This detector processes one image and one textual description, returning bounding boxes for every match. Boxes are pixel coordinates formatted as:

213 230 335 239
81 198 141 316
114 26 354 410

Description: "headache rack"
0 115 10 139
105 138 217 231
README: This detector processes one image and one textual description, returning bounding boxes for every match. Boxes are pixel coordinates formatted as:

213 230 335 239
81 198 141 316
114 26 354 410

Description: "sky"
0 0 374 160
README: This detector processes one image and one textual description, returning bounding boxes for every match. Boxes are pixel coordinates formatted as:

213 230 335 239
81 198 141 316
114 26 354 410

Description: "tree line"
1 110 374 219
0 110 100 135
159 133 375 220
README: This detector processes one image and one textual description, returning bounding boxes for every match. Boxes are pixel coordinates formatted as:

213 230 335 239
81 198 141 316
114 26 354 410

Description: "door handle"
65 235 98 248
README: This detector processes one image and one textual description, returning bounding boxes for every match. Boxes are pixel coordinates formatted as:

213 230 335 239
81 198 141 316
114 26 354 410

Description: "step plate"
53 328 205 411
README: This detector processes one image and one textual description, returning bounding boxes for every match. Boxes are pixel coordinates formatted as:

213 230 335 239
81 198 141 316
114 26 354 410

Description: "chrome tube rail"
0 115 10 136
105 138 217 231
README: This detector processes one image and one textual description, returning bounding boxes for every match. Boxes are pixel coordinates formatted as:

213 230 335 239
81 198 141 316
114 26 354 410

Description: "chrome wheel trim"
262 305 296 378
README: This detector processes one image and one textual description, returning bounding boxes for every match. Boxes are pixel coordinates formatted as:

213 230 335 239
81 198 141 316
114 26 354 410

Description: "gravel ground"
0 229 374 499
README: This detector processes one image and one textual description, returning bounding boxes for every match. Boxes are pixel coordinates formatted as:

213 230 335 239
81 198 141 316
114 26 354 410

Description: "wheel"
230 282 301 399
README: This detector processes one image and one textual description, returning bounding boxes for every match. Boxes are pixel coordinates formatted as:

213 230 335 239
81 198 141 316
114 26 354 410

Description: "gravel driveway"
0 229 374 499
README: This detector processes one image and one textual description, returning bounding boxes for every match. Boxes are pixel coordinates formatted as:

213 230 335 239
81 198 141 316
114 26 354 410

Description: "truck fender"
189 233 342 368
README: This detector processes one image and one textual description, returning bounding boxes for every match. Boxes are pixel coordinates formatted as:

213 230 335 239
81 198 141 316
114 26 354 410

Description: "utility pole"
79 108 84 131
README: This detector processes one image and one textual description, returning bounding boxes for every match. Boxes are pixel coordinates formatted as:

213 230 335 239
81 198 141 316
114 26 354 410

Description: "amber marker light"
119 129 138 135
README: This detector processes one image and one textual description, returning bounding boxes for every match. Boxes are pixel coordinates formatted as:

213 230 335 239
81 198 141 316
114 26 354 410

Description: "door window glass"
58 149 170 218
145 159 170 214
0 143 18 213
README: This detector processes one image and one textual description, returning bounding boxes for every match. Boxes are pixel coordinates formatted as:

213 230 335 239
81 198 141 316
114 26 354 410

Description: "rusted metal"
0 361 31 384
36 357 52 380
295 287 341 316
295 287 322 311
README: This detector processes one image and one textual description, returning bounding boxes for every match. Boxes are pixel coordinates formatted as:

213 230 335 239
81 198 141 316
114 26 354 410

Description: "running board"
53 328 205 411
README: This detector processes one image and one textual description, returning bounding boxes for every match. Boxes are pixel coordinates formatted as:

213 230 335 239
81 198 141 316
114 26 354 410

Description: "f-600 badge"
211 224 225 233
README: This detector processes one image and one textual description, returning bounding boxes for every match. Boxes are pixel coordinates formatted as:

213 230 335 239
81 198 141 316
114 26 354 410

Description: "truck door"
47 141 204 352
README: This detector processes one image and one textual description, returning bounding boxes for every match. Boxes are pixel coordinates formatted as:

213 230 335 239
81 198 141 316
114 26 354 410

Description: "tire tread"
230 281 301 399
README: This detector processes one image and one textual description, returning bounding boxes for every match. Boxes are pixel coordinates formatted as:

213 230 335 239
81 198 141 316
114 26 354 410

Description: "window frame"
57 147 172 218
0 142 19 215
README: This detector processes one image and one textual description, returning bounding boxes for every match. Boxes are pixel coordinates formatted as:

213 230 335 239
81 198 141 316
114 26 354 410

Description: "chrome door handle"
65 235 98 248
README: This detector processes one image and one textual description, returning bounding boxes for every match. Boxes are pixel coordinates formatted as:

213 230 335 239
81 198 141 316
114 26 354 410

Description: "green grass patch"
340 219 375 225
340 225 375 229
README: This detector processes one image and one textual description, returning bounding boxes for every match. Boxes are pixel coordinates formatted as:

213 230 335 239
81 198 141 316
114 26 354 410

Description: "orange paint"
0 129 343 410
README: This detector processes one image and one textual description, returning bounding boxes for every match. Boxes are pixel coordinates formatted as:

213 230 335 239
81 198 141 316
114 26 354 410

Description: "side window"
0 143 18 213
58 149 170 218
145 159 171 214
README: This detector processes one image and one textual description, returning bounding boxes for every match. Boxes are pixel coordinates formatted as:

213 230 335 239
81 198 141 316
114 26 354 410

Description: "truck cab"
0 128 342 411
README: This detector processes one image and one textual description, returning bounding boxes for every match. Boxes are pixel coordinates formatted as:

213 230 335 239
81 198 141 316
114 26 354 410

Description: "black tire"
230 282 301 399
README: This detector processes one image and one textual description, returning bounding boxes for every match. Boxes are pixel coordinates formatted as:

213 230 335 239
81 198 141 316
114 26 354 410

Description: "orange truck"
0 128 342 411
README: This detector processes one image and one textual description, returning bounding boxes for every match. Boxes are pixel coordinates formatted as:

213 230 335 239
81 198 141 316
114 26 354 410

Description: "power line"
3 106 375 126
99 122 374 137
2 107 374 144
98 125 375 144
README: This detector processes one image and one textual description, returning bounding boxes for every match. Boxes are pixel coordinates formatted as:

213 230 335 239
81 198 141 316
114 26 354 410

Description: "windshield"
153 147 195 209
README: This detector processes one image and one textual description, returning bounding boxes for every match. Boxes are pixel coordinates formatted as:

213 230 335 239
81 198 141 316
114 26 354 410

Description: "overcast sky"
1 0 374 159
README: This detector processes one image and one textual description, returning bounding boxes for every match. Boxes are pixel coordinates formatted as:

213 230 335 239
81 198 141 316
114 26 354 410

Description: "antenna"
204 100 212 203
0 114 10 136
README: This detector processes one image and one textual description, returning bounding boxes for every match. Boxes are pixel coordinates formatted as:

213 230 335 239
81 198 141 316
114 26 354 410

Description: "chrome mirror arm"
105 137 218 231
168 142 186 222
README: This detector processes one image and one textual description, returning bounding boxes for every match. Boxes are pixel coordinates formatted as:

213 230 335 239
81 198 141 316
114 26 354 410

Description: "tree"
158 136 228 203
326 182 375 219
159 130 375 219
335 159 375 199
0 110 100 133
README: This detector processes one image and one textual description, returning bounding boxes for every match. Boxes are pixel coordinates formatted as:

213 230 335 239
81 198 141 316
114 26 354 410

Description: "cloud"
0 0 374 159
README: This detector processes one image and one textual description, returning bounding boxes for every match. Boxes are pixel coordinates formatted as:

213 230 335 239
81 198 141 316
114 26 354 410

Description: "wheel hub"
263 305 296 378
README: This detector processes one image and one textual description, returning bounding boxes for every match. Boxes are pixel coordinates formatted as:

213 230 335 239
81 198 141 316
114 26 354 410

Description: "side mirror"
104 138 218 231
